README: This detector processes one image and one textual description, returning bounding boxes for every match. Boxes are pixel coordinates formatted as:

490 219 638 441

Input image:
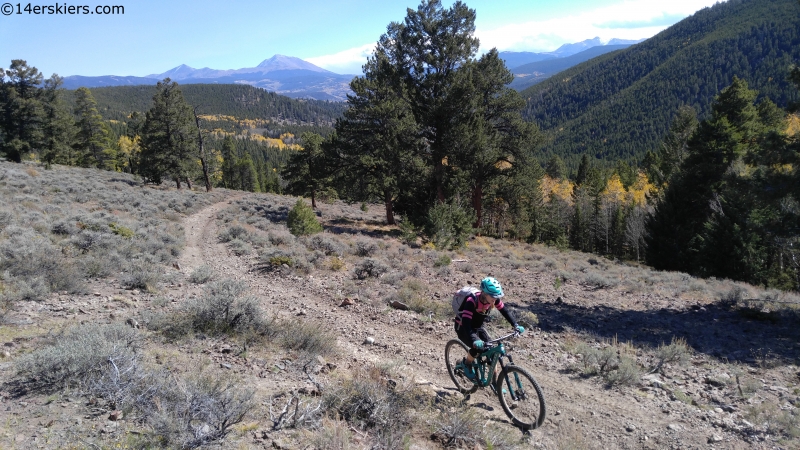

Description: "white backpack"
451 286 480 315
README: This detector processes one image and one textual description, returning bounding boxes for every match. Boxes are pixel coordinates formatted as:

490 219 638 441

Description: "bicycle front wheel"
444 339 478 395
496 365 546 430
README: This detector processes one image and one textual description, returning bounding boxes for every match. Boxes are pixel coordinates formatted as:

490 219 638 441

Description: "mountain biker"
454 276 525 381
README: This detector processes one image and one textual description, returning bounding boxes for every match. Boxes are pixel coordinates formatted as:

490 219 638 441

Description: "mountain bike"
445 331 546 430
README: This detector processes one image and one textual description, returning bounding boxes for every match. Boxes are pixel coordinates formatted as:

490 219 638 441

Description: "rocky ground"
1 190 799 449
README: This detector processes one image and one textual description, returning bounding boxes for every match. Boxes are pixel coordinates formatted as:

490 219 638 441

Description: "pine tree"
73 87 112 168
545 155 567 180
236 153 261 193
40 75 75 167
139 79 198 187
325 46 426 225
282 132 327 208
575 154 591 185
0 60 45 162
220 136 239 189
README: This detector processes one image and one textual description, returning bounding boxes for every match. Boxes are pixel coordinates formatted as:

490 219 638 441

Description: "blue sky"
0 0 721 77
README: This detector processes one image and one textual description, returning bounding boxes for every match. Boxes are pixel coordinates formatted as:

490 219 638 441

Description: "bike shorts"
454 323 490 358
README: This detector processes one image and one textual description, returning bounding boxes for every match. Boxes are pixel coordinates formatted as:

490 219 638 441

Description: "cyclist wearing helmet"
455 276 525 381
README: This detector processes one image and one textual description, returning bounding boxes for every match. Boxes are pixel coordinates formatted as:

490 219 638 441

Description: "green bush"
287 199 322 236
433 254 451 267
425 201 475 250
108 222 135 239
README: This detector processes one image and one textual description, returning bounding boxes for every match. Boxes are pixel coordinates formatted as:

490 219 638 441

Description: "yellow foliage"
786 114 800 136
279 132 295 141
772 164 794 175
541 175 574 204
116 136 140 171
627 172 655 206
602 174 626 204
495 160 512 170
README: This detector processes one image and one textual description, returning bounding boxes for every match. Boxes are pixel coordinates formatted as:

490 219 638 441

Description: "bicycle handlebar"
483 330 520 348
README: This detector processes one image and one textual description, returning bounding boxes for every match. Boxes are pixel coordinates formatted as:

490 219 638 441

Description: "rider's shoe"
459 358 478 381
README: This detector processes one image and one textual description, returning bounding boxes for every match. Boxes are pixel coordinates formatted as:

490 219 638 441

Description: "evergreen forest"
521 0 800 173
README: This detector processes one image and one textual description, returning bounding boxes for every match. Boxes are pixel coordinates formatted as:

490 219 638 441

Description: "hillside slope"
510 45 631 91
1 162 799 448
64 83 347 125
521 0 800 168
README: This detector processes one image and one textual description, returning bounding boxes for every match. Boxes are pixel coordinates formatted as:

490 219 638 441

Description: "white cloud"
307 0 721 74
475 0 721 52
307 43 375 75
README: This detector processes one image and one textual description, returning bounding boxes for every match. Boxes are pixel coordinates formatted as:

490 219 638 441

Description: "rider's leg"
465 327 490 363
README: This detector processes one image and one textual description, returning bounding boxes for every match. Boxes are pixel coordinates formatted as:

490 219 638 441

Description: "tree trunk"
384 189 395 225
200 157 212 192
434 158 445 203
472 180 483 230
185 177 192 190
175 177 181 190
311 190 317 209
193 107 213 192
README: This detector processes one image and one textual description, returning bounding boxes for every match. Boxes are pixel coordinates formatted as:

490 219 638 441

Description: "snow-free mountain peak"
256 55 330 73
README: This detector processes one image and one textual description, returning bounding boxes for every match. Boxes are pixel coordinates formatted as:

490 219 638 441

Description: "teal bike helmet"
480 277 504 298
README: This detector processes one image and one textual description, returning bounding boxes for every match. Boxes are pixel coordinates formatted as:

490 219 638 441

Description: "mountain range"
61 39 644 100
62 55 356 101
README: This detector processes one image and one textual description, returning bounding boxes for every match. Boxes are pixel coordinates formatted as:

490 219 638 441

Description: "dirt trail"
173 197 737 449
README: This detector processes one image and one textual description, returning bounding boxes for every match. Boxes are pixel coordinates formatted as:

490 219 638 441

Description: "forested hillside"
521 0 800 172
64 84 346 128
509 45 630 91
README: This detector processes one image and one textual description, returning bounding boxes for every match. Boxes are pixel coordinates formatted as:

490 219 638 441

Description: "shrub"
328 257 345 271
604 356 641 387
178 280 275 339
306 418 352 450
353 238 378 257
108 222 135 238
307 234 344 256
653 337 691 372
189 265 215 284
281 320 338 357
425 200 475 250
581 271 618 289
80 253 116 278
317 187 339 204
0 227 84 294
287 199 322 236
398 219 418 246
516 310 539 329
121 260 161 292
322 365 423 441
15 323 141 390
218 224 249 243
268 229 295 246
261 249 295 268
228 238 253 256
142 376 255 449
354 258 388 279
433 254 451 267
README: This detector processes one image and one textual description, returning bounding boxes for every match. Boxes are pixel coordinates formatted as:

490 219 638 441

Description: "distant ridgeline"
521 0 800 173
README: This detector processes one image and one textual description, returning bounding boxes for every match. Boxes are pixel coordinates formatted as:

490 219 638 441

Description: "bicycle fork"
497 355 525 401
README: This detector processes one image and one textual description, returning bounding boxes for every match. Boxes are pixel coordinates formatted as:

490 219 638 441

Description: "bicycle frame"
473 332 517 389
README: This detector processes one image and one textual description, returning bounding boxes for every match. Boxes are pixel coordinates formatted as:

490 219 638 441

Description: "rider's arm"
496 298 519 328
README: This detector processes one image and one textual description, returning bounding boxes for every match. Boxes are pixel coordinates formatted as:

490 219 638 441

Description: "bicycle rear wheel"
444 339 478 395
496 365 546 430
